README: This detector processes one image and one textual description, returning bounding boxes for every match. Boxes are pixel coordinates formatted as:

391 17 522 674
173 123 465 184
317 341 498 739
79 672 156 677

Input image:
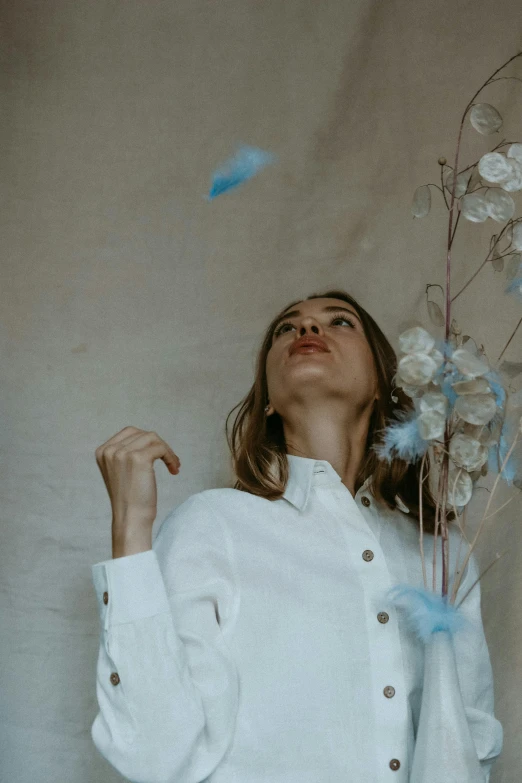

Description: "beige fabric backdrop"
2 1 521 780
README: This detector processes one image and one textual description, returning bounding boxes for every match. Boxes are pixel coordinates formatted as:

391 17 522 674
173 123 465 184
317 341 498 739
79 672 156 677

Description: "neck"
282 400 373 497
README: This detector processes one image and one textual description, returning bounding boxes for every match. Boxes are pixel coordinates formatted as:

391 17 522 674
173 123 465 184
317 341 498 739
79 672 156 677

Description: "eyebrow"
272 305 363 333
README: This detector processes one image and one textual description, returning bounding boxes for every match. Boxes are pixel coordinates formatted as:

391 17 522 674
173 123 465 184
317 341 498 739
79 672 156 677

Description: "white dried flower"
451 377 491 395
450 347 490 377
470 103 503 135
454 393 498 425
398 353 440 386
468 165 483 191
498 159 522 192
449 433 489 471
412 185 431 217
418 391 449 415
398 382 424 398
398 326 435 355
417 409 446 440
485 189 515 222
446 465 474 507
445 170 472 197
460 192 489 222
478 152 514 183
428 346 445 370
507 143 522 163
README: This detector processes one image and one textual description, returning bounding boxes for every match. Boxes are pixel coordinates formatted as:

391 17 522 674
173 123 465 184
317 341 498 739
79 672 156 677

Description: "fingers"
95 428 181 474
95 426 140 457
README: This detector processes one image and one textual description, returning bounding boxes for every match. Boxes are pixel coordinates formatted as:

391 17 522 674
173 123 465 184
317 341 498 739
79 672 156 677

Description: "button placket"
360 510 400 772
316 484 404 773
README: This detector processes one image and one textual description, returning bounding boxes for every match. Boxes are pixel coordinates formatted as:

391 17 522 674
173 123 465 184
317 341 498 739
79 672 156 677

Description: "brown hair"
225 288 454 534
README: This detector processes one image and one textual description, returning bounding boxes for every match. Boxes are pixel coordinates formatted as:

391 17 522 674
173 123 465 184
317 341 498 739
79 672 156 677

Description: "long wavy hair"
225 289 455 534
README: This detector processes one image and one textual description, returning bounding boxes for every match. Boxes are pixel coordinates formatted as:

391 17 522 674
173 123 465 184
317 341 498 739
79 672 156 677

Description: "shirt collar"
283 454 371 511
282 454 409 514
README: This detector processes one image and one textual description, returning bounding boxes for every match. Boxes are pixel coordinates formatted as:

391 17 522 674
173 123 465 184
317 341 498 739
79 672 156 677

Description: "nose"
298 317 322 336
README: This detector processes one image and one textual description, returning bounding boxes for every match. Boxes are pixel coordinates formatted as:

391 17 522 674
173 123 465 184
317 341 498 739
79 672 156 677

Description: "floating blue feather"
384 584 478 642
207 145 275 200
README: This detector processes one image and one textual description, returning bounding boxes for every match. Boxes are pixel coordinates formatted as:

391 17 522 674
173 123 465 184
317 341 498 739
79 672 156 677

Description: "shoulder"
159 486 271 526
196 486 273 515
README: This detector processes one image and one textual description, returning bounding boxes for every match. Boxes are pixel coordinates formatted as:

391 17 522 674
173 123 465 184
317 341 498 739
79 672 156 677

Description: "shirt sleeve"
453 550 504 782
90 492 240 783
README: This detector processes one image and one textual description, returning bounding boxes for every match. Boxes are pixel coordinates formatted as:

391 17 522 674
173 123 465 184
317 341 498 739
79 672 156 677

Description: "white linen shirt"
91 454 503 783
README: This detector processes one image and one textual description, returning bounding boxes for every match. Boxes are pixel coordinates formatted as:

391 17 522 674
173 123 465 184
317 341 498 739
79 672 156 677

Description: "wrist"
112 520 153 559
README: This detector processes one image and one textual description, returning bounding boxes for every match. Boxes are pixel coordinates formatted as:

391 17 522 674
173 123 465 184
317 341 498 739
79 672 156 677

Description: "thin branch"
425 183 446 196
488 76 522 85
449 209 461 248
455 550 510 610
497 315 522 364
466 52 522 111
483 491 517 520
449 494 470 605
440 166 450 210
450 257 490 303
418 450 429 590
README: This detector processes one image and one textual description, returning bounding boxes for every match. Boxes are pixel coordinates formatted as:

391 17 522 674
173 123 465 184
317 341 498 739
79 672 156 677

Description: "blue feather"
384 583 479 642
371 408 430 465
207 145 275 200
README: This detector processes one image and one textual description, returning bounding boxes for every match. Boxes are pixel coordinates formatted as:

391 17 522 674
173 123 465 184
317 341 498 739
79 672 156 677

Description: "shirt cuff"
92 549 171 631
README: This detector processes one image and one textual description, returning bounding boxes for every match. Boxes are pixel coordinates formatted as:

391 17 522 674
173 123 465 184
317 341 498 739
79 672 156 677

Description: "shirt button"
103 591 109 605
110 672 120 686
377 611 389 623
361 496 371 507
362 549 374 562
389 759 401 771
383 685 395 698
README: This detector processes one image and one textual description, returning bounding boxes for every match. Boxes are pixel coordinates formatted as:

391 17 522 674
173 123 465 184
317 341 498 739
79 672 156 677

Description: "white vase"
410 628 486 783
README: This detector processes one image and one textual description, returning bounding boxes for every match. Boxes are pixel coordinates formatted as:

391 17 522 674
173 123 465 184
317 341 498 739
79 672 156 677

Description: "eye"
332 316 356 328
273 314 356 337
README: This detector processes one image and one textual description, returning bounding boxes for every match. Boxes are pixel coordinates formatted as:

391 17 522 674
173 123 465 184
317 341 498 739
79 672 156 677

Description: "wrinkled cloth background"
1 1 521 781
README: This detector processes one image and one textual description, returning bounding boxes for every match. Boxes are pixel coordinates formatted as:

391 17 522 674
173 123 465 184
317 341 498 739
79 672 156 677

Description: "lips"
289 337 329 356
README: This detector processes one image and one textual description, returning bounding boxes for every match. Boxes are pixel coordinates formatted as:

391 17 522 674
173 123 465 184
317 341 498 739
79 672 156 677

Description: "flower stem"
451 428 520 601
418 450 429 590
437 51 522 597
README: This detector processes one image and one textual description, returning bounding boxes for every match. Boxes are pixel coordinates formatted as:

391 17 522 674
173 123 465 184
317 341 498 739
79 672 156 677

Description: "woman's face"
265 297 379 416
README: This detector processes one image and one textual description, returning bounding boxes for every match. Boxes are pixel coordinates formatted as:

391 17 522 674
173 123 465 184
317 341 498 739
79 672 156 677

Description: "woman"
91 289 503 782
